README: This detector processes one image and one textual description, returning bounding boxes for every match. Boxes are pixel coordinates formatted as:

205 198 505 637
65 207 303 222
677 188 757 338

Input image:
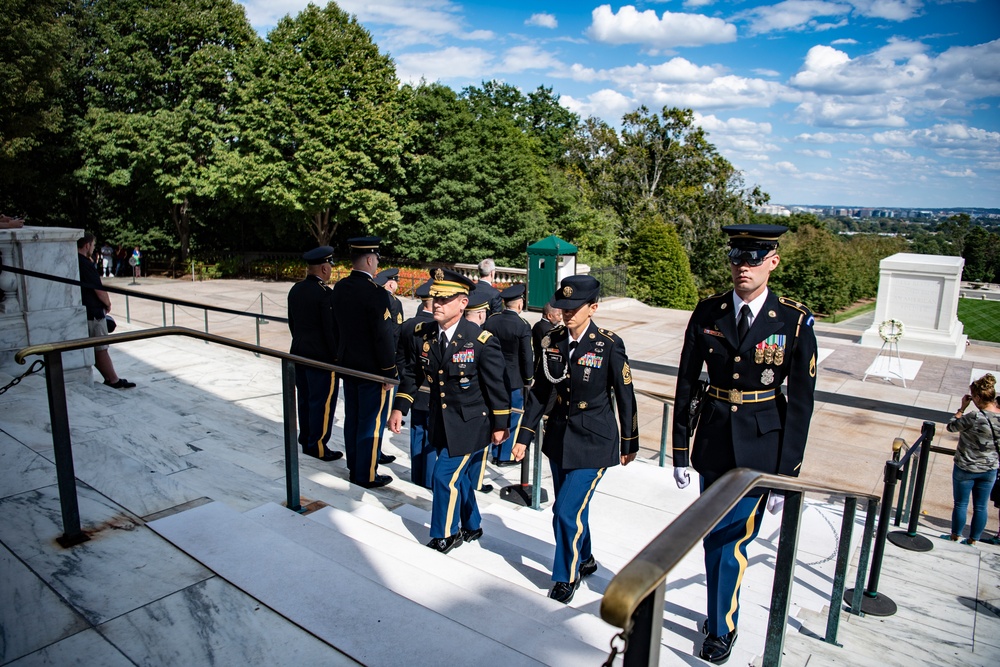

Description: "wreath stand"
863 319 906 388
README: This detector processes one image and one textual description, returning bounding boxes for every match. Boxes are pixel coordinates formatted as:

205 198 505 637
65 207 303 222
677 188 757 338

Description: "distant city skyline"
238 1 1000 210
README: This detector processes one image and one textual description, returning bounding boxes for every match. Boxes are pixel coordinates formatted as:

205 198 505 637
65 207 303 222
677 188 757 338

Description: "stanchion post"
44 351 88 547
281 360 301 512
531 422 544 510
844 460 898 616
658 402 669 467
887 422 935 552
125 294 131 323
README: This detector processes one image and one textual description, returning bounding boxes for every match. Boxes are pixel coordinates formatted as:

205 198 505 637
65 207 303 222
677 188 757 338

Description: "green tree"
771 225 852 314
628 215 698 309
232 1 404 247
935 213 972 256
0 0 82 224
394 82 547 264
75 0 258 261
962 226 1000 282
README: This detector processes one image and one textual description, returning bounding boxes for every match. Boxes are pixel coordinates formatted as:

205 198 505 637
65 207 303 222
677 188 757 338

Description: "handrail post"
44 351 88 547
282 360 301 512
845 460 898 616
204 309 209 342
622 582 665 667
848 497 878 615
825 496 857 644
161 302 167 327
254 317 261 358
763 490 803 666
125 293 130 323
888 422 935 552
658 402 669 467
531 421 544 510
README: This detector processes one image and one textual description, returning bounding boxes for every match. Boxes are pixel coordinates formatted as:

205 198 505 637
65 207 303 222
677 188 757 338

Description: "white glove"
673 467 691 489
766 492 784 515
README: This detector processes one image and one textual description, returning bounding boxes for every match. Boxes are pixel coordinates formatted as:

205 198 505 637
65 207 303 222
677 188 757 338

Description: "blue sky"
237 1 1000 209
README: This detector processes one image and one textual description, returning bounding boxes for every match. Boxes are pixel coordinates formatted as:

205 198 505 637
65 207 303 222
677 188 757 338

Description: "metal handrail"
16 326 398 548
15 326 397 386
633 388 674 467
600 468 880 665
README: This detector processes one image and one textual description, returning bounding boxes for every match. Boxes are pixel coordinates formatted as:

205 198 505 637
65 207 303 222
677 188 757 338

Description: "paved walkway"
104 275 1000 534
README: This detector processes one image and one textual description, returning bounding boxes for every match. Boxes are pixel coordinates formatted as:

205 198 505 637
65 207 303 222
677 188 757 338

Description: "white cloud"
741 0 854 36
394 46 494 83
557 57 723 85
831 38 858 45
798 148 834 158
695 113 780 158
561 89 636 121
525 13 558 29
587 4 737 48
753 68 782 77
941 168 977 177
788 38 1000 126
633 75 793 110
850 0 925 21
795 132 871 143
684 0 715 7
498 46 563 73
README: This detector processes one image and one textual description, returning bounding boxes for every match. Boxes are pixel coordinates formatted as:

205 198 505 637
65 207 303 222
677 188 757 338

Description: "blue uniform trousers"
408 409 435 489
549 462 606 583
492 388 522 462
470 444 489 491
430 447 479 538
702 486 766 636
294 366 338 458
377 386 395 459
342 377 390 484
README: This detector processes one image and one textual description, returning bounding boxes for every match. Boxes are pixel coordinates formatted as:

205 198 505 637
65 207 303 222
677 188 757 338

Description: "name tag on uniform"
702 328 725 338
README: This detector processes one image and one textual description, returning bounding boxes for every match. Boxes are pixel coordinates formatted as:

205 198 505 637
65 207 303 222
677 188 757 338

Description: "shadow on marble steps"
149 500 610 667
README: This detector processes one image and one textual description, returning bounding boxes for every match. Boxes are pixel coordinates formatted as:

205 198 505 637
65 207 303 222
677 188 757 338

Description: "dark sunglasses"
728 247 774 267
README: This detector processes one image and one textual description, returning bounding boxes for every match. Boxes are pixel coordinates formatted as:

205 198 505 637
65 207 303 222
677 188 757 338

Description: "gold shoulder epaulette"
477 330 493 343
414 322 425 333
779 296 812 315
598 327 619 341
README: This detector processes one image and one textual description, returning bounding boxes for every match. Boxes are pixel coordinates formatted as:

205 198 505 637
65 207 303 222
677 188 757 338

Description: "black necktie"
738 304 752 343
439 333 448 358
568 340 578 360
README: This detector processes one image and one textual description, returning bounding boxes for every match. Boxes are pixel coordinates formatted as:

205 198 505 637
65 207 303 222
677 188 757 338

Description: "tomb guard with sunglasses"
671 224 818 664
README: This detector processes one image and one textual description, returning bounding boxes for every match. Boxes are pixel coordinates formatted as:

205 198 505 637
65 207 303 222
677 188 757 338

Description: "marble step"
149 500 585 666
251 503 615 658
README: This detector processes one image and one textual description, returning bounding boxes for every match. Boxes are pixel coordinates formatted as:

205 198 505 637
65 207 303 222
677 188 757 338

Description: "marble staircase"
3 332 999 666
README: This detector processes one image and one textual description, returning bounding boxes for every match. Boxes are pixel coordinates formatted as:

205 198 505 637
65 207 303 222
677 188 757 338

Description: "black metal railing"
634 388 673 467
590 264 628 299
15 327 397 547
600 469 880 666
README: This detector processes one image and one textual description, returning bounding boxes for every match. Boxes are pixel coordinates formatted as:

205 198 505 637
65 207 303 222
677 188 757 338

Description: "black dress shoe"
548 579 580 604
461 527 483 542
493 459 519 467
426 534 462 553
699 630 738 664
477 483 494 494
356 474 393 489
377 453 396 464
304 448 343 462
579 555 598 578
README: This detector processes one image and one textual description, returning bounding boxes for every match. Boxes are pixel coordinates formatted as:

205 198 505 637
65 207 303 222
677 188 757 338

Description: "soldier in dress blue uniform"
514 275 639 604
375 267 405 465
463 283 500 495
287 246 342 462
672 224 818 664
388 269 510 553
330 237 398 489
395 277 436 488
483 282 533 465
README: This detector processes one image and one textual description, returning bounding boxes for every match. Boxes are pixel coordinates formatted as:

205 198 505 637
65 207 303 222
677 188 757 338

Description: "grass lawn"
958 298 1000 343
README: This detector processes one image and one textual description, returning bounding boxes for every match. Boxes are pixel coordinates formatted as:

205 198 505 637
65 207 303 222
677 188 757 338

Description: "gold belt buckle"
729 389 743 404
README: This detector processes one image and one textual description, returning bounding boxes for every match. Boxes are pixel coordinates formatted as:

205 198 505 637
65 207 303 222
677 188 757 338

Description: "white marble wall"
0 226 91 377
860 253 968 358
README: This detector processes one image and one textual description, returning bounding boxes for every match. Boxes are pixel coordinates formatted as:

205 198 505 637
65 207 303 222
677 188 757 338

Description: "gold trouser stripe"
316 372 337 457
367 386 390 481
724 496 764 632
569 468 605 583
445 454 471 534
476 446 489 487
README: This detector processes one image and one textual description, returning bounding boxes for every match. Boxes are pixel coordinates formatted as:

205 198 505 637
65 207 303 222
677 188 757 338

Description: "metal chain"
0 359 45 396
602 628 630 667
